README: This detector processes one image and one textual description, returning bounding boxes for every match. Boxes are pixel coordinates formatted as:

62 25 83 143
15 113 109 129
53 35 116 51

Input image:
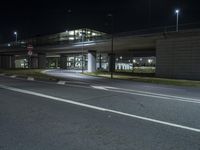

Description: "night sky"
0 0 200 43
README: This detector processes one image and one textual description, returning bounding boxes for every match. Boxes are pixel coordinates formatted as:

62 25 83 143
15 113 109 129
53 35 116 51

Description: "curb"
27 77 35 81
57 81 66 85
0 73 89 86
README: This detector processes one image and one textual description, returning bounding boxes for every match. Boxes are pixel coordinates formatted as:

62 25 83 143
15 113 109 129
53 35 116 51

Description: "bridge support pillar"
38 53 46 69
60 54 67 69
0 55 15 69
88 50 96 72
108 53 115 72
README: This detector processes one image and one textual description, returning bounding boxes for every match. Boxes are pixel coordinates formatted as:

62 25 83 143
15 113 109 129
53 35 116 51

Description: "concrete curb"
10 75 17 78
57 81 66 85
27 77 35 81
0 74 90 87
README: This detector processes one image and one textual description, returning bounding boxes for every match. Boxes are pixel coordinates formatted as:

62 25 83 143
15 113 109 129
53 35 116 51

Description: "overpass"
0 27 200 80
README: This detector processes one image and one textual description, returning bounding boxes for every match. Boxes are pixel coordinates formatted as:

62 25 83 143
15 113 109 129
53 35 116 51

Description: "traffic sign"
27 44 33 51
28 50 33 56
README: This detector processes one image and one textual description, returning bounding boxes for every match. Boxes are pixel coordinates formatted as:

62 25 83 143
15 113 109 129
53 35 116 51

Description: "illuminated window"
69 31 74 36
69 37 74 40
148 59 153 64
92 32 97 36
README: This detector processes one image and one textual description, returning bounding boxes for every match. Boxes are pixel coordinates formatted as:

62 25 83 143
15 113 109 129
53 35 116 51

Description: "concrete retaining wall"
156 36 200 80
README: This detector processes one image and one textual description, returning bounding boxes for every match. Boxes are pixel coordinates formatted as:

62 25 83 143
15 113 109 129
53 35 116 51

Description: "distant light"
7 43 11 47
148 59 153 64
92 33 97 36
69 31 74 35
116 58 119 61
69 37 74 40
128 60 131 62
140 58 143 61
14 31 17 35
120 56 123 59
133 59 136 63
175 9 180 14
75 30 79 34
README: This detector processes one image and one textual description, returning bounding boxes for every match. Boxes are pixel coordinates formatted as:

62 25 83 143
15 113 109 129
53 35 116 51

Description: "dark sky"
0 0 200 43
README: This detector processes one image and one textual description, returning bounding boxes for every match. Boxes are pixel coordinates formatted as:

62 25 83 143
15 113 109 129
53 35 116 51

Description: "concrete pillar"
0 55 15 69
38 53 46 69
88 50 96 72
99 54 102 70
60 54 67 69
108 53 115 72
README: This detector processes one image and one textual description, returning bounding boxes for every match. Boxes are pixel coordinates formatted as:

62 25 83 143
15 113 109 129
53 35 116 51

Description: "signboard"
28 50 33 56
27 44 33 51
27 44 33 56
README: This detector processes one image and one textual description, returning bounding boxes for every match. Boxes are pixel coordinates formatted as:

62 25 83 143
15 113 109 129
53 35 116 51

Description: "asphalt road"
0 73 200 150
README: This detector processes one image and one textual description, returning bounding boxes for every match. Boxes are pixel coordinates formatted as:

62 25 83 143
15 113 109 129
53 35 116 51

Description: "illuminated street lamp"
175 9 180 32
14 31 18 43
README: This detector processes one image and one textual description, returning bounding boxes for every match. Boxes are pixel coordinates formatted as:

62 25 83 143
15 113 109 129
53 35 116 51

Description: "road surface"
0 72 200 150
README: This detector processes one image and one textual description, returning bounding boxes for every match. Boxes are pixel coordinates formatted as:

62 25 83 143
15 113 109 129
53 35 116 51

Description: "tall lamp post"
80 31 85 73
108 13 114 79
14 31 18 43
175 9 180 32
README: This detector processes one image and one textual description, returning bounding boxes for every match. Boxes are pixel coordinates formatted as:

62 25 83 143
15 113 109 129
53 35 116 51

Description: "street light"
79 31 85 73
107 13 114 79
14 31 18 43
175 9 180 32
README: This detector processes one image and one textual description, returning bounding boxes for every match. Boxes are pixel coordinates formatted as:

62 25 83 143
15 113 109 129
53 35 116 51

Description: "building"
0 28 200 80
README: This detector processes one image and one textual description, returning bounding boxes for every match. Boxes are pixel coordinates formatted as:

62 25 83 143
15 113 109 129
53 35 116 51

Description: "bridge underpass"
0 28 200 80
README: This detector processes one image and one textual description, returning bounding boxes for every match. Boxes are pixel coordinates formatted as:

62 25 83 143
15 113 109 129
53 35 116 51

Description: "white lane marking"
91 86 108 90
0 84 200 133
27 77 34 81
92 86 200 104
65 81 89 85
109 89 200 104
57 81 66 85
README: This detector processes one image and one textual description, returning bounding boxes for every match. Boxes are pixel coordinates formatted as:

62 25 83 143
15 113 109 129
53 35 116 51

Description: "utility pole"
108 13 114 79
175 9 180 32
81 29 85 73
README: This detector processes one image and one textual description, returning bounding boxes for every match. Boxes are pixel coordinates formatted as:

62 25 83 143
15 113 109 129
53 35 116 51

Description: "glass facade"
46 54 156 73
66 54 87 70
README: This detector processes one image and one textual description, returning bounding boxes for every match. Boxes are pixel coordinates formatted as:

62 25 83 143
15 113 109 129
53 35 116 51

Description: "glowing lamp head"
175 9 180 14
